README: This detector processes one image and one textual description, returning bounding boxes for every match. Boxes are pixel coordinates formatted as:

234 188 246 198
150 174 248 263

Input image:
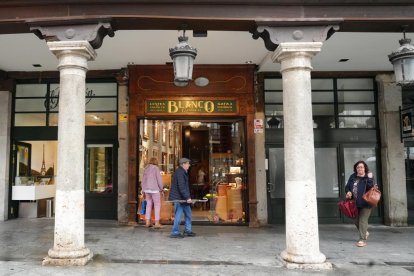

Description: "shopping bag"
362 185 381 207
140 200 147 215
338 200 358 218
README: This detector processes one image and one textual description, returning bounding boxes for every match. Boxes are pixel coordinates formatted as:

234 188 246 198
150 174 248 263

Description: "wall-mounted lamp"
389 26 414 86
169 29 197 86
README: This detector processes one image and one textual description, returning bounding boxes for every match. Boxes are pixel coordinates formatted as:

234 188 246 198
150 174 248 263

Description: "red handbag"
362 185 381 207
338 200 358 218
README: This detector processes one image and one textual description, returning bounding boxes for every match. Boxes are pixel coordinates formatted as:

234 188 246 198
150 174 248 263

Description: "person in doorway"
168 157 195 238
345 160 374 247
141 157 164 228
197 166 206 185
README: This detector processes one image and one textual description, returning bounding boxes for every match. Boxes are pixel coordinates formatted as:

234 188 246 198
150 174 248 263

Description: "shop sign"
145 98 238 115
254 119 264 133
401 107 414 141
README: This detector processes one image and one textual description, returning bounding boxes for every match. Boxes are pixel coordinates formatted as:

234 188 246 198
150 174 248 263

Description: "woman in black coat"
345 160 374 247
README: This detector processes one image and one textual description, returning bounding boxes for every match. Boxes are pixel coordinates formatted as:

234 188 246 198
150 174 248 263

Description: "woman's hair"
148 157 158 166
353 160 369 174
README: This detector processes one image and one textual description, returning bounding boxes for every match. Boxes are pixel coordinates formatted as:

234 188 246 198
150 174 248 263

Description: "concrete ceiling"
0 30 411 73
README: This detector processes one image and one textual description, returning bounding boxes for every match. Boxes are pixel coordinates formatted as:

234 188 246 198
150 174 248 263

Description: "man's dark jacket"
168 166 191 201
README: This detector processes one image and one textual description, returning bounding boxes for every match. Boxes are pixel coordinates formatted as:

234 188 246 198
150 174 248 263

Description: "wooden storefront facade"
127 64 259 226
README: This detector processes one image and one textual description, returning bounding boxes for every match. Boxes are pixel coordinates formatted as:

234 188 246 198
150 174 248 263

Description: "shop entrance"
137 118 247 224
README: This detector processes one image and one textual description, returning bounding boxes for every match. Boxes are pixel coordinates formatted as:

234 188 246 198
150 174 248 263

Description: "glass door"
85 143 117 219
267 145 382 224
86 144 113 193
266 146 340 224
207 121 246 223
266 147 285 223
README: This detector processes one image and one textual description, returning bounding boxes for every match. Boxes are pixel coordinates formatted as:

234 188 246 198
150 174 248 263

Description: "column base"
280 250 332 270
42 247 93 266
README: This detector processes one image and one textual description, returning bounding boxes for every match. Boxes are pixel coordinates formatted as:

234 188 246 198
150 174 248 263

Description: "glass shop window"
264 78 284 129
86 144 113 193
337 78 376 129
264 77 377 129
14 82 118 126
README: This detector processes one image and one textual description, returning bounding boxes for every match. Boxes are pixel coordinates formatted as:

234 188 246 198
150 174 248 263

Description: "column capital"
252 24 339 51
376 73 396 84
272 42 323 72
47 41 97 71
31 21 114 49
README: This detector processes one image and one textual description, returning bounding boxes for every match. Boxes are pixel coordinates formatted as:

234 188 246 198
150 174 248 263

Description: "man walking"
169 157 196 238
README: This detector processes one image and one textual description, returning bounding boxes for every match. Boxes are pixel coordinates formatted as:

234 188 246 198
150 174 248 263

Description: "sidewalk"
0 218 413 275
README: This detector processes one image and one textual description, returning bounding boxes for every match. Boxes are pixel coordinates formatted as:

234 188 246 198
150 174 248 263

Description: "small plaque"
119 114 128 122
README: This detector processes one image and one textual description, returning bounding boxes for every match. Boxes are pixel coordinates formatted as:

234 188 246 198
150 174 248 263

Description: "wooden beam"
0 2 414 34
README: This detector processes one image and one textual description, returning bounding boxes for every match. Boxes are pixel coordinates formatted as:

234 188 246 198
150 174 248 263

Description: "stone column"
116 69 129 224
376 74 408 226
42 41 96 266
273 42 330 270
0 89 11 221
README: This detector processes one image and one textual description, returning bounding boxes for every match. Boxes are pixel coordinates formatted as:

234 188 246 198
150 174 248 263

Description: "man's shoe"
169 234 184 239
183 231 196 237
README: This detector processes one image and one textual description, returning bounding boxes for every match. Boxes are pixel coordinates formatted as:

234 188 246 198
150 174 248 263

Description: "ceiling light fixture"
169 27 197 86
189 122 202 128
194 77 209 87
389 25 414 86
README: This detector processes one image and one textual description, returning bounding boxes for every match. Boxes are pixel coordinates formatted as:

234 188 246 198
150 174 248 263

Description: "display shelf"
12 184 56 200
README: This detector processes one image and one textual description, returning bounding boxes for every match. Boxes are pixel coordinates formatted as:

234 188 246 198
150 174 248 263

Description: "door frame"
84 140 118 220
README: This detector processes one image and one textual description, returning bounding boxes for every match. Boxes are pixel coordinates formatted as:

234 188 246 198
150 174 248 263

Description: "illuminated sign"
145 98 238 115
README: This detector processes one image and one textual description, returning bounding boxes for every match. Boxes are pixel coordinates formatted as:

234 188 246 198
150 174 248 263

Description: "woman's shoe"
144 220 152 227
356 240 367 247
153 224 164 229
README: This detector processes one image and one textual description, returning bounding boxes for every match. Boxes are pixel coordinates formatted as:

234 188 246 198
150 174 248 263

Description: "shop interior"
137 119 247 224
12 141 57 218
